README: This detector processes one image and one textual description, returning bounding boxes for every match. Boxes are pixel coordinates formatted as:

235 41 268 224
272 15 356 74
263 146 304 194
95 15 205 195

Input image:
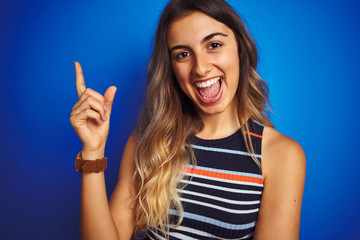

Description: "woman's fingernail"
104 104 107 111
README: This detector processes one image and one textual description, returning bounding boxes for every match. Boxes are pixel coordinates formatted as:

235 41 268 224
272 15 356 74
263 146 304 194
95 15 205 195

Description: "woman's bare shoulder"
262 126 306 179
254 126 306 238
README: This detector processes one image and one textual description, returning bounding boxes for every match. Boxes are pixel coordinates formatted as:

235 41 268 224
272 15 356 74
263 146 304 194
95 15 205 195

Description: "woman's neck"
196 102 241 140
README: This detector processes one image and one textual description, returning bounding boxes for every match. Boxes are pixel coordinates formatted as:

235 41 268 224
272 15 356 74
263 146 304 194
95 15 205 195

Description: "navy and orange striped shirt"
146 119 264 240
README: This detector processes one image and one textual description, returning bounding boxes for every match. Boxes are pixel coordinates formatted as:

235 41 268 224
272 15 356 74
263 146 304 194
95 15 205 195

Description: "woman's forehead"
167 11 232 46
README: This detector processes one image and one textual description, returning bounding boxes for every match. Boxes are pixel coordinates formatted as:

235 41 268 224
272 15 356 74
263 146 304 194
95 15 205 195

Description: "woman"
70 0 306 239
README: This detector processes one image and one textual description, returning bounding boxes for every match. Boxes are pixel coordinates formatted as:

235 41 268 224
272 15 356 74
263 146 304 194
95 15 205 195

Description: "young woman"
70 0 306 239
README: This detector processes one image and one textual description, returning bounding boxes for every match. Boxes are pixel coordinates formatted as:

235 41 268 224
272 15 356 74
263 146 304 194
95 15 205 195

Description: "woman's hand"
70 62 117 156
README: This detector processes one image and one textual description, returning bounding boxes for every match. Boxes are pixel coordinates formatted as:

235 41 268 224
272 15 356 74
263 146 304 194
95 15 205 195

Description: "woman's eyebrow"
169 45 190 53
201 32 228 44
169 32 228 53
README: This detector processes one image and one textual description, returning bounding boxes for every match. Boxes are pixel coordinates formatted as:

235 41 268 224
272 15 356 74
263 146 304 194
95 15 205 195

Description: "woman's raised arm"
70 62 129 240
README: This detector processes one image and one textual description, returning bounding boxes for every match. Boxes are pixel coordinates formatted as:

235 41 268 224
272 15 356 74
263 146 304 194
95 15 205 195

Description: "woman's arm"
80 152 119 240
70 62 135 239
254 126 306 240
109 135 137 239
79 136 136 240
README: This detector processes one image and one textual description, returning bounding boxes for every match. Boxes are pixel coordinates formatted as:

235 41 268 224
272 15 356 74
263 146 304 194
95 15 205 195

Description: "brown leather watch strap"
75 152 107 173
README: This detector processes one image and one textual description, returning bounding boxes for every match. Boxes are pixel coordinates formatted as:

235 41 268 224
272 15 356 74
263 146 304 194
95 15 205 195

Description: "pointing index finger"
74 62 86 98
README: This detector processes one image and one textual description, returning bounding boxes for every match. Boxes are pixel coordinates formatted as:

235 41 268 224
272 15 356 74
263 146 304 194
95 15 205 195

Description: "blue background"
1 0 359 239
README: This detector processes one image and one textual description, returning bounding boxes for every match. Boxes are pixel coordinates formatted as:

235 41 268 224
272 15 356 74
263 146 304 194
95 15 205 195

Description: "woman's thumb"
104 86 117 115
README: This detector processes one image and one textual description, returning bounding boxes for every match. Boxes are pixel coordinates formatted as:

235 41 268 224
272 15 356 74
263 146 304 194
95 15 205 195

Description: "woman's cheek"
174 67 189 90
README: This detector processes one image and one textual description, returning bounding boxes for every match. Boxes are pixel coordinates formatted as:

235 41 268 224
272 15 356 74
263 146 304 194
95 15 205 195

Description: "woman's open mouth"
194 76 223 104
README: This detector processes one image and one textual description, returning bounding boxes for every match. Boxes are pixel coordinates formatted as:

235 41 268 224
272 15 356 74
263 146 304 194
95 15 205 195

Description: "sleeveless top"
145 119 264 240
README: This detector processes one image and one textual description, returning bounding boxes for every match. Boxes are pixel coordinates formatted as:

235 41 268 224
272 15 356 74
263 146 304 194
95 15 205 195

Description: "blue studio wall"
1 0 359 239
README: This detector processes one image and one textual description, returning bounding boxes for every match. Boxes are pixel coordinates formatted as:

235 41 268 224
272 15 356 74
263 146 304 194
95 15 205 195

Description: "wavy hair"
133 0 273 237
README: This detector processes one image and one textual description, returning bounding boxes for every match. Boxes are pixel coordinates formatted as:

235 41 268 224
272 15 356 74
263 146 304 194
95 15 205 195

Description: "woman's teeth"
196 77 220 88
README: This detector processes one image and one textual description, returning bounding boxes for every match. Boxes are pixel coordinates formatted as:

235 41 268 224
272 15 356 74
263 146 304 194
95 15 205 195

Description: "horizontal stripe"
186 165 263 179
170 226 254 240
244 131 262 138
148 225 255 240
180 197 259 214
178 189 260 205
180 179 262 195
253 119 264 127
241 232 254 239
169 209 256 230
191 144 261 159
185 172 263 187
145 233 155 240
169 231 199 240
148 229 165 240
151 227 201 240
186 167 263 185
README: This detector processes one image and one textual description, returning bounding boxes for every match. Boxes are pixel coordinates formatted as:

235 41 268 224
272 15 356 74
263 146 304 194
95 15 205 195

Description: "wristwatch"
75 152 107 173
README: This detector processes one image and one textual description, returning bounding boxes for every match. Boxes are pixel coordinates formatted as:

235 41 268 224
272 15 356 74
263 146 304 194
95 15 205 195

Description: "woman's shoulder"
254 126 306 237
261 126 306 180
262 126 304 154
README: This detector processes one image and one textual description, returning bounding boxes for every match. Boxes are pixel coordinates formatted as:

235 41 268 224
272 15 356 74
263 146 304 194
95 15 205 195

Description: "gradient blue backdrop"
1 0 359 239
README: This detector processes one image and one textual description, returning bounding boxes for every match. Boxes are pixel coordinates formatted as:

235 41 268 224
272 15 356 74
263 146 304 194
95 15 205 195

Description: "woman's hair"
133 0 273 237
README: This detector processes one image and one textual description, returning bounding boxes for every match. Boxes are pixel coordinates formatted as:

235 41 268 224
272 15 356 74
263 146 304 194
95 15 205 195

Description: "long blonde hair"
133 0 273 237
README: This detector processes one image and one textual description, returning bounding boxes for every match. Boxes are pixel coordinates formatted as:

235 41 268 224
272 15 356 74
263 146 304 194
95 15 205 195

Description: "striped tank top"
145 119 264 240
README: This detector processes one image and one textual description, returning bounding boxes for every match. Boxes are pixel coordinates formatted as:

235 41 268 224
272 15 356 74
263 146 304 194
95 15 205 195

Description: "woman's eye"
209 42 222 49
176 52 190 60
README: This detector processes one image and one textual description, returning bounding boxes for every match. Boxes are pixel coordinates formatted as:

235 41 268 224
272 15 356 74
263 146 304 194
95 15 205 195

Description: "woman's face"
167 11 240 117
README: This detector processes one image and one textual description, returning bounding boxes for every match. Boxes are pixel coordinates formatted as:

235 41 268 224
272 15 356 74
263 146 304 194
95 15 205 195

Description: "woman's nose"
192 52 212 77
